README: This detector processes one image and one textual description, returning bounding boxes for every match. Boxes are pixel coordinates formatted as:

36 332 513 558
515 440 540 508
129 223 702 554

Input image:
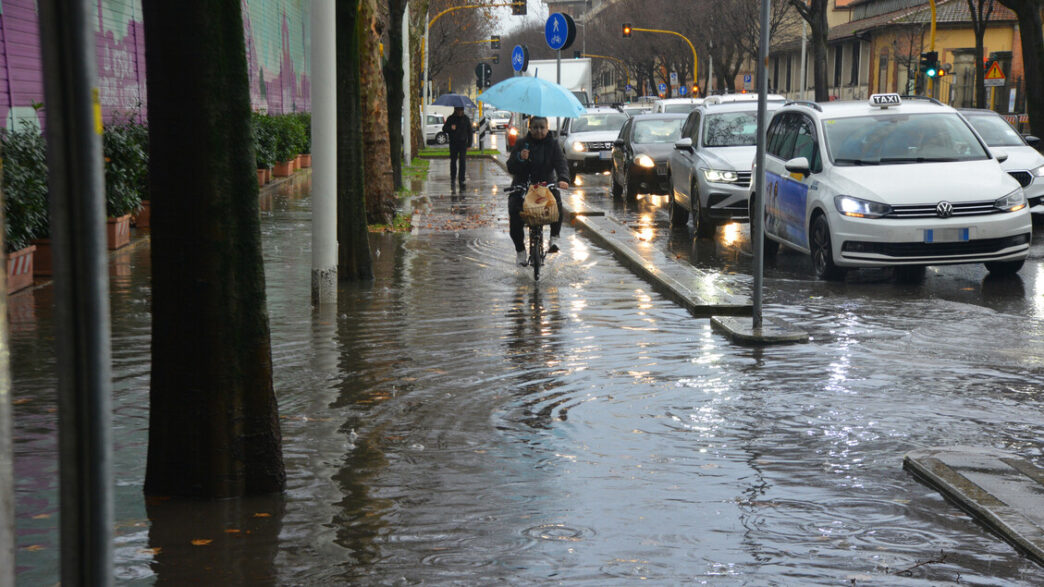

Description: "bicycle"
511 184 561 281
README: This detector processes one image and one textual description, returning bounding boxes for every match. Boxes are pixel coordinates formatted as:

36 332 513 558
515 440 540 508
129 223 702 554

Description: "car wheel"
435 132 448 145
669 190 689 229
610 165 623 197
691 183 716 238
810 213 846 280
984 259 1025 276
623 166 639 200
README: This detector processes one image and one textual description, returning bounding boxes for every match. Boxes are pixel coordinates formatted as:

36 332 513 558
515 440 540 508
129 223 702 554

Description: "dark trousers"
508 188 563 252
449 143 467 183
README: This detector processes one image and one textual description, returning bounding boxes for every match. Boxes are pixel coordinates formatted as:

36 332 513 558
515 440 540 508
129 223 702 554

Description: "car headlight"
702 168 739 183
995 188 1027 212
572 141 586 152
508 127 518 137
834 195 892 218
636 154 655 168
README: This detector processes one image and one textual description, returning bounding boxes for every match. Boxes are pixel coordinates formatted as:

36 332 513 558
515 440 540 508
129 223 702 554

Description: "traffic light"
511 0 526 16
692 84 700 96
574 50 582 59
923 51 939 78
622 23 632 38
491 35 500 50
492 54 499 65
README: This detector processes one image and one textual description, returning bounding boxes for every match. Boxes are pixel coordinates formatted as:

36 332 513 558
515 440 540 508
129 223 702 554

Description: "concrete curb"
904 446 1044 565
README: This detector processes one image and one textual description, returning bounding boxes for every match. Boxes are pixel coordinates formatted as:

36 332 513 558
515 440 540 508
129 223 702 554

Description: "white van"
654 98 703 114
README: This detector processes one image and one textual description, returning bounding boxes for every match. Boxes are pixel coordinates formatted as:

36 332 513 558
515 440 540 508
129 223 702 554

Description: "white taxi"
755 94 1031 279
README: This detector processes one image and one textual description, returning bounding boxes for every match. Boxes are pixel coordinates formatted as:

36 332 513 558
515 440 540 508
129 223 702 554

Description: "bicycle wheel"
528 225 543 280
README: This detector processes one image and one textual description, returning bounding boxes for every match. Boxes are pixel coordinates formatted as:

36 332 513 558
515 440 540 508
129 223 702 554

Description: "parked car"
668 95 786 236
610 113 687 198
620 104 653 117
959 108 1044 212
754 94 1030 280
489 110 511 130
557 107 630 182
653 97 703 114
425 113 447 145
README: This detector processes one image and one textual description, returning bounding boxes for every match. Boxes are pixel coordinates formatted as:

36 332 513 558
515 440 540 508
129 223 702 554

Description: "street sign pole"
753 0 770 328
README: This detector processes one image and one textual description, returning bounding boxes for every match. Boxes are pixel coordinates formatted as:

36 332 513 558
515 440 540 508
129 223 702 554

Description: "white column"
311 0 337 303
402 4 412 165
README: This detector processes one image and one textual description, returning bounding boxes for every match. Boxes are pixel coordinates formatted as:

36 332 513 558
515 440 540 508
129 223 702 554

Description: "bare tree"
361 0 396 225
997 0 1044 136
788 0 829 101
967 0 997 107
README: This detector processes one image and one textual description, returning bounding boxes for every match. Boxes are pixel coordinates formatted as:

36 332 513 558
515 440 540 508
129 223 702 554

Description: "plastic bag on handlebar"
520 184 559 226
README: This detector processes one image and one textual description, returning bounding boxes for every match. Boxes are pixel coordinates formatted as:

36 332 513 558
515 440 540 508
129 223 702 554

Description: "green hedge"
1 121 49 252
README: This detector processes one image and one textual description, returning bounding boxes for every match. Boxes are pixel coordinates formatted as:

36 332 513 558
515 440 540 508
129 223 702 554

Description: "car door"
764 113 821 252
670 110 701 206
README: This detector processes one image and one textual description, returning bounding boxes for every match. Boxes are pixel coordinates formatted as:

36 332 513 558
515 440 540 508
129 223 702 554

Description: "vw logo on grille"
936 201 954 218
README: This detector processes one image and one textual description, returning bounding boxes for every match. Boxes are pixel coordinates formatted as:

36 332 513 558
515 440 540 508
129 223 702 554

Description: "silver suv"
558 108 630 183
667 96 784 236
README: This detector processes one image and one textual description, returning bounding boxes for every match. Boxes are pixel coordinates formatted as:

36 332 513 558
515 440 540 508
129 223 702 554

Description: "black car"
610 113 687 198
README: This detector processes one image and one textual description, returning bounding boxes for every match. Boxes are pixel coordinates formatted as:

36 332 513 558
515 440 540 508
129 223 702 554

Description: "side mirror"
613 138 625 147
993 151 1009 163
784 156 811 175
674 137 694 152
1023 134 1040 147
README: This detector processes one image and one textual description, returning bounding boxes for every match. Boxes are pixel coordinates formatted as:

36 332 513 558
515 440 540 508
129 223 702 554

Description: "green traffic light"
926 68 937 78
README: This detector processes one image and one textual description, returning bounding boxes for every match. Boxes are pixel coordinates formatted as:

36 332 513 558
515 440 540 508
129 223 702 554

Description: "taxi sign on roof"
869 93 901 108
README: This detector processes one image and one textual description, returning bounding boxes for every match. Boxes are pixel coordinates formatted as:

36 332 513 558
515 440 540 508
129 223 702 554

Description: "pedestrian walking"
443 106 472 190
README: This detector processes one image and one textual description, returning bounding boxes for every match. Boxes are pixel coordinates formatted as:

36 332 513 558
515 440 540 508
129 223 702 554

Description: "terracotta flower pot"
264 168 272 183
107 214 131 250
257 169 267 187
6 244 36 294
299 154 311 168
31 238 52 277
273 160 293 177
132 201 151 229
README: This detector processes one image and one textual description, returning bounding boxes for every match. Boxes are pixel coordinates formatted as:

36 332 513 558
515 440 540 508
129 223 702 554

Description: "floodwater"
10 158 1044 585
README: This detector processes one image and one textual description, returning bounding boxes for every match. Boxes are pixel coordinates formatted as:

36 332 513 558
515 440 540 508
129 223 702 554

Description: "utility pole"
312 0 337 304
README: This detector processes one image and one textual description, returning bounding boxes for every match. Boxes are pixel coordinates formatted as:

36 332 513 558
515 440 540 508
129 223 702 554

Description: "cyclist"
506 116 570 266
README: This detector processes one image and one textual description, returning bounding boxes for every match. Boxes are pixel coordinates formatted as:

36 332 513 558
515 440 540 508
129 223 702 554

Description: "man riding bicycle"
506 116 570 266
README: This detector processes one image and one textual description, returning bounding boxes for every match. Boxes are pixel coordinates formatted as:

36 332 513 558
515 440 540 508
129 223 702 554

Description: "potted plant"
2 120 48 288
103 116 147 249
271 115 298 177
294 111 311 168
252 111 276 185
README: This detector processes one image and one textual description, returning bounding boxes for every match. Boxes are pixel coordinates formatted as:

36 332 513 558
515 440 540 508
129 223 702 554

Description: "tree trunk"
410 0 431 158
974 29 987 108
142 0 284 497
386 0 408 190
338 0 375 280
360 0 396 225
810 6 829 101
998 0 1044 136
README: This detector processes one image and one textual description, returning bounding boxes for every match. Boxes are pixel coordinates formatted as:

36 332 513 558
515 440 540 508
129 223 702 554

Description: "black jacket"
507 133 569 187
442 113 472 146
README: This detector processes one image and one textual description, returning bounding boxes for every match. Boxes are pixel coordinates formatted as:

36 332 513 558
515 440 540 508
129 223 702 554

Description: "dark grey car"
610 113 687 198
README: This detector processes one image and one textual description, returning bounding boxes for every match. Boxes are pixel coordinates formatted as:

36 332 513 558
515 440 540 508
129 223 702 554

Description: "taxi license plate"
924 228 970 243
599 151 611 160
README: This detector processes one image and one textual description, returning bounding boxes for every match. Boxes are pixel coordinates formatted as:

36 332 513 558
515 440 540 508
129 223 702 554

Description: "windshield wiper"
878 156 960 163
833 158 880 166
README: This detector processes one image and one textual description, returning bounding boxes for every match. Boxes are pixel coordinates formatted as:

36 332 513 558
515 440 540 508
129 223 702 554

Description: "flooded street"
10 157 1044 584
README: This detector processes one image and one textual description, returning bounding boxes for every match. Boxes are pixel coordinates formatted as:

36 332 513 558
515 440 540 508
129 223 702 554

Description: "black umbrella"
432 93 477 109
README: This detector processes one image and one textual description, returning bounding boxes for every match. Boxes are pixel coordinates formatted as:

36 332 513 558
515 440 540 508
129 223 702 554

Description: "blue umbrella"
477 76 586 118
432 93 477 108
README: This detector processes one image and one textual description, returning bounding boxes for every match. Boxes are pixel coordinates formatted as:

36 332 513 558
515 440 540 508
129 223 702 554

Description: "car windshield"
825 112 990 165
663 103 696 113
632 118 684 144
493 111 510 119
702 112 758 147
964 113 1026 147
572 112 629 133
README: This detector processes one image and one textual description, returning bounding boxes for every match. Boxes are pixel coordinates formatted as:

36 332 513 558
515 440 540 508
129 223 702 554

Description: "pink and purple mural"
0 0 310 130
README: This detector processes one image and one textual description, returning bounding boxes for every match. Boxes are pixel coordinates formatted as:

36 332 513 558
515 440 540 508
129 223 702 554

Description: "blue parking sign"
658 82 667 94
